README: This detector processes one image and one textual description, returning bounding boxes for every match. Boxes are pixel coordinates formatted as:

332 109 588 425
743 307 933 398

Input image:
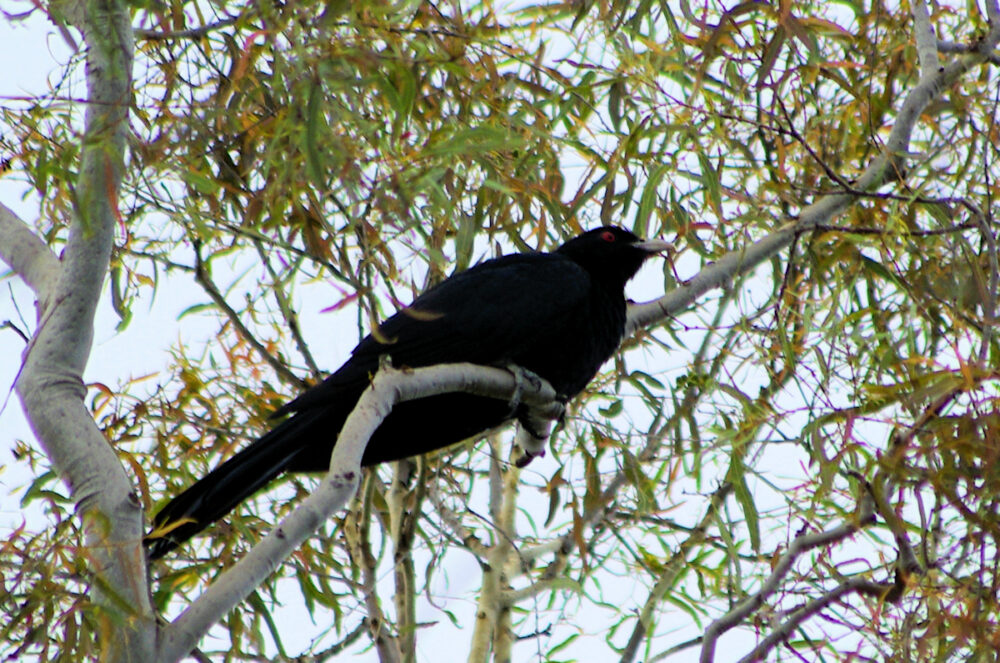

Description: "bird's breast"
513 287 626 398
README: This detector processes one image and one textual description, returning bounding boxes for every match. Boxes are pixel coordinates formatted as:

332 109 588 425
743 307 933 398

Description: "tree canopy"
2 0 999 661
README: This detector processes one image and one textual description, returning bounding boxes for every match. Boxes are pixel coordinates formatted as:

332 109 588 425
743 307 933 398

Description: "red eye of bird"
600 230 616 242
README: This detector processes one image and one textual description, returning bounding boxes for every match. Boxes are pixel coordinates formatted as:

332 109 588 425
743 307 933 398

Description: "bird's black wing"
276 252 592 415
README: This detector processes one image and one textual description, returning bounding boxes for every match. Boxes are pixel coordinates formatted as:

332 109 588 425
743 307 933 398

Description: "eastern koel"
147 226 670 558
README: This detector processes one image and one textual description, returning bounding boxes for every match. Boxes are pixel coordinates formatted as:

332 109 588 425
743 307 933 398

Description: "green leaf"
181 169 219 195
727 458 761 553
305 80 326 186
177 302 216 319
423 126 525 159
247 591 286 658
454 212 478 272
548 632 581 656
599 399 623 417
608 78 625 133
696 150 722 216
635 163 671 238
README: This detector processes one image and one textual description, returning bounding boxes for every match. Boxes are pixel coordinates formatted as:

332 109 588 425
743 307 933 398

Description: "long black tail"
145 409 329 559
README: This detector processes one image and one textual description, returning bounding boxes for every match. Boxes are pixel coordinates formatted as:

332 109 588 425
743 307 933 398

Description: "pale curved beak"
635 238 673 255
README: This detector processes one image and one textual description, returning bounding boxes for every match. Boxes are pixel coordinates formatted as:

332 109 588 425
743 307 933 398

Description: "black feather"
146 226 666 559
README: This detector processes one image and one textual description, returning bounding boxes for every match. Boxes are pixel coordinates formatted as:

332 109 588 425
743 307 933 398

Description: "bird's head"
556 226 671 288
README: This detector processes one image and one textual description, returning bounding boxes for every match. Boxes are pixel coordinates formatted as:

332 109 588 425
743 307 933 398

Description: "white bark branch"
343 478 401 663
156 362 559 663
6 2 154 662
625 15 1000 336
513 15 1000 656
912 0 940 77
986 0 1000 25
0 202 59 298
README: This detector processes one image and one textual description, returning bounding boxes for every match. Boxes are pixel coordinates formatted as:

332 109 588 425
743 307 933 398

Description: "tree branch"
8 2 155 662
254 239 322 377
345 475 402 663
699 495 877 663
970 162 999 366
626 18 1000 335
985 0 1000 26
514 298 731 610
155 362 559 663
492 444 521 660
735 576 891 663
135 15 241 41
192 242 309 390
0 202 59 298
937 40 1000 65
389 459 420 663
469 437 513 663
618 484 732 663
426 483 490 559
911 0 940 78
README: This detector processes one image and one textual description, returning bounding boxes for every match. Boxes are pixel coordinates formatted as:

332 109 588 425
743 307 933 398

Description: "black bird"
147 226 669 558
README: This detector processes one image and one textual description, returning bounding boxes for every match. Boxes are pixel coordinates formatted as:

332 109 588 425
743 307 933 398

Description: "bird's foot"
512 400 565 468
503 363 546 417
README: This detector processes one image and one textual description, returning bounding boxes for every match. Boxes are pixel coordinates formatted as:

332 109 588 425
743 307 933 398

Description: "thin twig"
699 496 876 663
135 16 241 41
649 636 704 662
972 85 999 363
426 484 490 559
936 40 1000 64
618 483 732 663
192 240 308 390
284 618 369 662
253 240 321 377
812 221 977 236
735 576 891 663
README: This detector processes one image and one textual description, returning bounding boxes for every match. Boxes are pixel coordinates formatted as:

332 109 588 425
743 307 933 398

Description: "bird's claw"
504 363 545 417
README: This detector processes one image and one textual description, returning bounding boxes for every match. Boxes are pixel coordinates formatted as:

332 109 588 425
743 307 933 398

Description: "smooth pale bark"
0 1 156 662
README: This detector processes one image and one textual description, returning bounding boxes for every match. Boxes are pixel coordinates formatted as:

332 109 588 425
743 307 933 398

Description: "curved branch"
735 576 891 663
11 2 155 662
699 496 876 663
0 203 59 298
626 20 1000 336
618 484 732 663
156 362 559 663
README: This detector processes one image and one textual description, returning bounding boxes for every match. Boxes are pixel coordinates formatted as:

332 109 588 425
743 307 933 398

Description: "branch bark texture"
0 2 155 661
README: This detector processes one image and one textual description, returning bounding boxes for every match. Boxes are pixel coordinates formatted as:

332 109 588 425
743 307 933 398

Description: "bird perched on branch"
147 226 670 559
